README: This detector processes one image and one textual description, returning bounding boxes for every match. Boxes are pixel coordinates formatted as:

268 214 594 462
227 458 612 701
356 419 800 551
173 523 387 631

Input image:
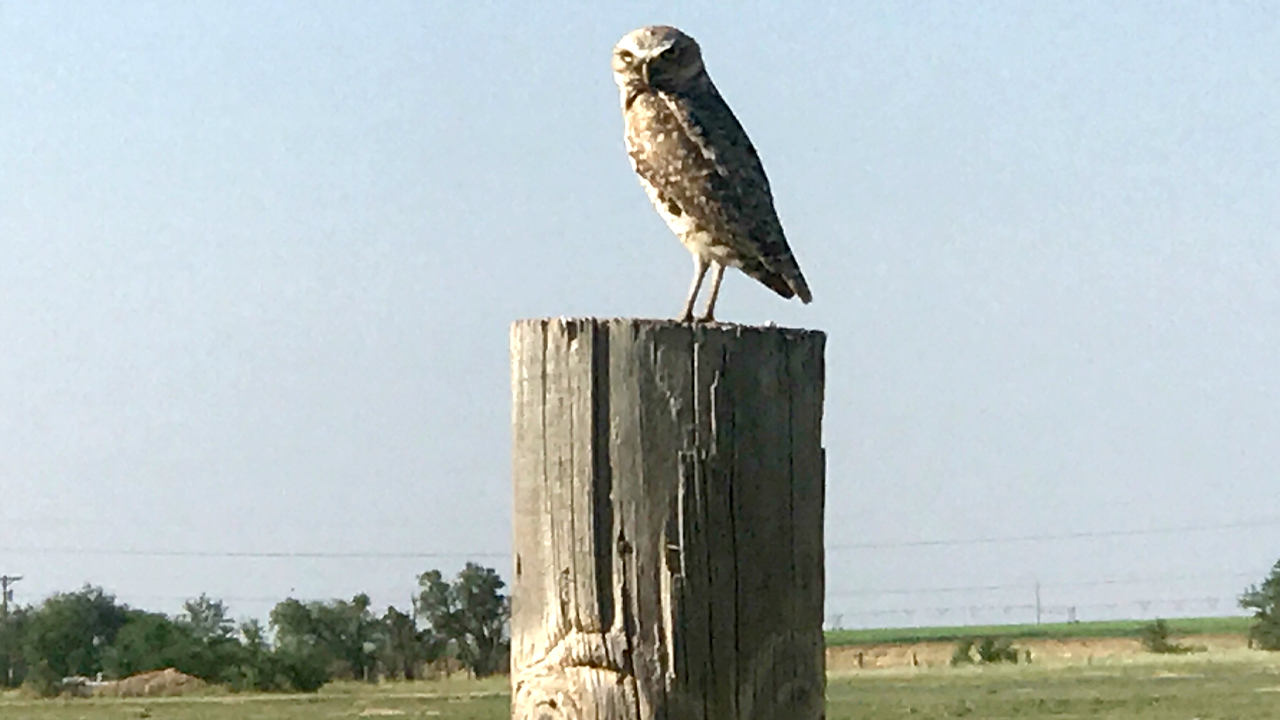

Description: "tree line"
3 557 1278 696
0 562 509 695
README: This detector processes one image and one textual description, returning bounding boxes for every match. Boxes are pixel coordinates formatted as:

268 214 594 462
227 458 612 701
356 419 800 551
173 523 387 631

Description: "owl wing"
643 84 812 303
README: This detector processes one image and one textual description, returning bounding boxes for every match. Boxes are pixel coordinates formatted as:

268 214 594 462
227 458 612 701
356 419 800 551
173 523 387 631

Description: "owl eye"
617 49 635 63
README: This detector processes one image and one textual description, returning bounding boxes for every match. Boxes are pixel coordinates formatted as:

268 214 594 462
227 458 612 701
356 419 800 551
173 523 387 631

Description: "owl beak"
640 61 650 88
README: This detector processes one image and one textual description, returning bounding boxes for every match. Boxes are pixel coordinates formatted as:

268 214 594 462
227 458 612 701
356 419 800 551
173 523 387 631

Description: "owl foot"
675 312 718 324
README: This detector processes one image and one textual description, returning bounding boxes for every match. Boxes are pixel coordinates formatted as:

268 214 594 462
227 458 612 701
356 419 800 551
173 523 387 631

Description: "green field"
828 651 1280 719
825 615 1253 646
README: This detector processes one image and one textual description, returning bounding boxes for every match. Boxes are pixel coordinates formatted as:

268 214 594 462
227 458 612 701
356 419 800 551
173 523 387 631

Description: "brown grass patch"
826 633 1251 671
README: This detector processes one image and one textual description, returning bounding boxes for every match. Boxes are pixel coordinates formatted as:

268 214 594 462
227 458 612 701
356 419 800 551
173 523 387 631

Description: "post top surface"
512 317 826 341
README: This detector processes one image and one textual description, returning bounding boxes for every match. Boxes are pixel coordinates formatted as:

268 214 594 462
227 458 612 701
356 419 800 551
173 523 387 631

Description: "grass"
0 677 511 720
824 615 1253 647
2 619 1273 720
4 653 1280 720
828 650 1280 719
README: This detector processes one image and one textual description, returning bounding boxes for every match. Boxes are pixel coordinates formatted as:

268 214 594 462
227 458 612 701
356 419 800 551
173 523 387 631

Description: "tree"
268 598 333 690
104 611 202 678
98 595 260 685
239 618 268 657
228 618 272 690
1240 559 1280 650
380 605 445 680
270 644 329 692
222 617 302 692
312 593 384 681
176 594 250 684
22 585 131 679
177 594 235 643
416 563 510 677
270 594 386 684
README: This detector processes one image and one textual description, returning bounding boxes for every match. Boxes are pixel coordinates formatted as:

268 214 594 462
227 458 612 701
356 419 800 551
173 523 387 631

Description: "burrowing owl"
612 25 811 323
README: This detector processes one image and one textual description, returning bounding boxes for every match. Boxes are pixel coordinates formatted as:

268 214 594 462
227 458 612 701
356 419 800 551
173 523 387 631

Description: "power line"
127 594 334 604
830 582 1015 598
4 516 1278 559
827 596 1239 621
0 547 506 560
828 517 1280 551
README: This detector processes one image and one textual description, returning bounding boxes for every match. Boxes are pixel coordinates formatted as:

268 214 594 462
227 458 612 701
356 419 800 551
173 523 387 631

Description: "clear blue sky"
2 1 1278 628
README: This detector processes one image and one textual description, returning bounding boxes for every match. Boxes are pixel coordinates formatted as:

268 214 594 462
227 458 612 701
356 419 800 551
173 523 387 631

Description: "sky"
2 0 1278 630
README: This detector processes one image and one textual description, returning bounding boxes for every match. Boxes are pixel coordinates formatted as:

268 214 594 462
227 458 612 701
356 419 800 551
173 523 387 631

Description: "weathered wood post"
510 318 826 720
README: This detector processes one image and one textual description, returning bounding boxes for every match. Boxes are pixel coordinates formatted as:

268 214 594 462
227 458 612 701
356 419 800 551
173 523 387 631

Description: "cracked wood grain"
511 318 825 720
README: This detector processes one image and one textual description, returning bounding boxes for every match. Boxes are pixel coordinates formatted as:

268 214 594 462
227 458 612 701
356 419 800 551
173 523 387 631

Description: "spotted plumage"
612 25 811 323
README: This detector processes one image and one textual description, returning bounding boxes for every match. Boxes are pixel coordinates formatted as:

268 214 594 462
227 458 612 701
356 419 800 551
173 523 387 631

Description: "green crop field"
825 615 1253 646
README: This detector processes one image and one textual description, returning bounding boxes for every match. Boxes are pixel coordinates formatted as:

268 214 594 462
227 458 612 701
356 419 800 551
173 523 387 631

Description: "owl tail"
786 270 813 304
745 261 812 304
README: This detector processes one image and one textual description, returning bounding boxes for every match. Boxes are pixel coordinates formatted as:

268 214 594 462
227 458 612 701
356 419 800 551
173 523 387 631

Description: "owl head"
612 26 706 94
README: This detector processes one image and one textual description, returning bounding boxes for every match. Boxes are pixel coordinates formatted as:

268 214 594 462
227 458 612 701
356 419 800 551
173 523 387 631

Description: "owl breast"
623 91 741 267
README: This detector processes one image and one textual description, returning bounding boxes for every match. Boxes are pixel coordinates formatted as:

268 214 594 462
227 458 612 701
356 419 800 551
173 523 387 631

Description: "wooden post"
510 318 826 720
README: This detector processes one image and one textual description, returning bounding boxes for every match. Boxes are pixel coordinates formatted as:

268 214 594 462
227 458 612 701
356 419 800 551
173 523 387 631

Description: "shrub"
976 636 1019 663
1138 619 1196 654
272 645 330 692
951 637 1019 666
22 660 61 698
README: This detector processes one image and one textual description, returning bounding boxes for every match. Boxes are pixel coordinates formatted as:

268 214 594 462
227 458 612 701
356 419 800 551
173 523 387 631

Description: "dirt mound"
97 668 207 697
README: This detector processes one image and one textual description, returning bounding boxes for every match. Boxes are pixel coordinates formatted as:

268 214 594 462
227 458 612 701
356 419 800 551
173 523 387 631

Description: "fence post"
510 318 826 720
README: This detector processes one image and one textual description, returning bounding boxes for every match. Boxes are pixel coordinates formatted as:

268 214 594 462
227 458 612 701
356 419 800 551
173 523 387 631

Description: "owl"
612 25 811 323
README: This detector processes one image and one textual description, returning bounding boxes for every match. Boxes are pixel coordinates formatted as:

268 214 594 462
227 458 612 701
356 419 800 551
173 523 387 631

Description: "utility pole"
0 575 20 618
1034 580 1042 625
1 574 21 688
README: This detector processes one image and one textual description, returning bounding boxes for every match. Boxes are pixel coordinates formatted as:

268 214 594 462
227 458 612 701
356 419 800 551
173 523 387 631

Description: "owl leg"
679 255 709 323
697 262 726 323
